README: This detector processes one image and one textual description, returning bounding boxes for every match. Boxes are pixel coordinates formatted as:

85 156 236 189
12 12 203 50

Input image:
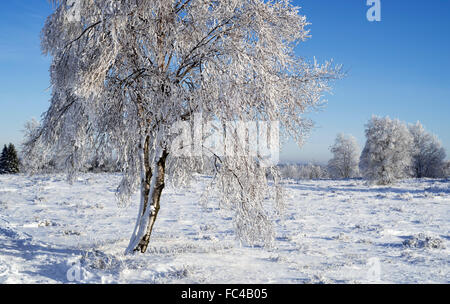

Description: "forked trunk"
135 151 168 253
126 136 168 254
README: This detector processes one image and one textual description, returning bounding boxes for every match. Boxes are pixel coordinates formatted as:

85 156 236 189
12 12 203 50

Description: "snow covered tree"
0 143 20 174
23 0 341 254
408 122 446 178
280 164 300 180
444 161 450 178
0 145 7 174
359 116 413 185
279 163 328 180
8 144 20 174
327 133 360 179
301 163 328 179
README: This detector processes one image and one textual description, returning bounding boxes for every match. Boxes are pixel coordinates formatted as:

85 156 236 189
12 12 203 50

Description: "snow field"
0 173 448 283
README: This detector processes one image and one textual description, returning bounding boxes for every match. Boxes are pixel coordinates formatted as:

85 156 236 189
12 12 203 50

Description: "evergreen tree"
0 145 7 174
7 143 20 174
0 143 20 174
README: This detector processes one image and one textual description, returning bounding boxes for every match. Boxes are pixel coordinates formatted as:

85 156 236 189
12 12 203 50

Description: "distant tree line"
280 116 449 184
359 116 447 184
279 163 329 180
21 116 449 184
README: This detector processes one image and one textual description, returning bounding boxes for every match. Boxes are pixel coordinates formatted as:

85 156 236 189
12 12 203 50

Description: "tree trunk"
125 135 168 254
135 150 168 253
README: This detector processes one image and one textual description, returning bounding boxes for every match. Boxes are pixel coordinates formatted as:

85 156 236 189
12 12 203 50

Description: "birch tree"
327 133 360 179
408 122 446 178
23 0 341 254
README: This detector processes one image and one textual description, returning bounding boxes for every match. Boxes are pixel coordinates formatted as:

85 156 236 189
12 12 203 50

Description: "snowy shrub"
397 192 413 201
402 233 444 249
87 154 120 173
408 122 447 178
359 116 413 185
327 133 360 179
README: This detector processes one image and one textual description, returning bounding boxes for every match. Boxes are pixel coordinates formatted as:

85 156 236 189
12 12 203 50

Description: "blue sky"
0 0 449 163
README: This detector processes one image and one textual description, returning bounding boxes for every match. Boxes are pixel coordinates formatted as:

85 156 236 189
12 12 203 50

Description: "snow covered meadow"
0 173 448 284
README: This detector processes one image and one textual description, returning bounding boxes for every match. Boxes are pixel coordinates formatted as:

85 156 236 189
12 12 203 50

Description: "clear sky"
0 0 449 164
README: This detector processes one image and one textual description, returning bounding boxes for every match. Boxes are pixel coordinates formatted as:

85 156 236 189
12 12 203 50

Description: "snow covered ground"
0 173 448 284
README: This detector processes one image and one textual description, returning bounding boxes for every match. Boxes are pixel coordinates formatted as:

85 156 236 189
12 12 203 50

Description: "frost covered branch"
24 0 341 253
